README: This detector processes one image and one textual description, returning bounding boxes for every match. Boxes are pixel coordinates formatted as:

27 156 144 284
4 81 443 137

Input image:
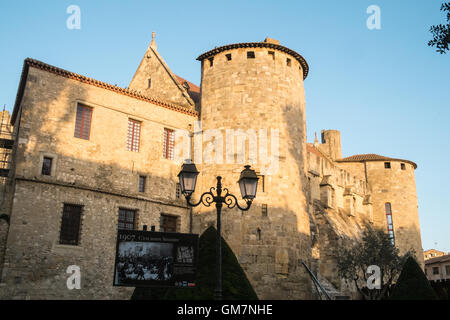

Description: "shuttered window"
163 128 174 160
74 104 92 140
118 208 136 230
127 119 141 152
60 204 82 245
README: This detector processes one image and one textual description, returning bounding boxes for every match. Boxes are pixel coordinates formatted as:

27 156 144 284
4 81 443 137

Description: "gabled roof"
11 58 198 124
336 153 417 169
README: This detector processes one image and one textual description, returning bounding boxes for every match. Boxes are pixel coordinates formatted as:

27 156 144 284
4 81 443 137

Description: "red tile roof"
336 153 417 169
175 75 200 105
306 143 326 159
425 254 450 265
11 58 199 124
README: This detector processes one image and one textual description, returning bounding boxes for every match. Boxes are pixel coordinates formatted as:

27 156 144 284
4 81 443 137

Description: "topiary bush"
389 256 438 300
132 226 258 300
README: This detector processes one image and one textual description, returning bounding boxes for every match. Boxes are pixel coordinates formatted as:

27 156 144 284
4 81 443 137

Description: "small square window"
42 157 53 176
286 58 291 66
384 162 391 169
433 267 439 275
247 51 255 59
226 53 232 61
139 176 146 193
401 163 406 170
268 51 275 60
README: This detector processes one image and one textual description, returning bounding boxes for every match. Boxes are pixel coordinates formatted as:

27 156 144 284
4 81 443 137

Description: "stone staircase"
316 274 350 300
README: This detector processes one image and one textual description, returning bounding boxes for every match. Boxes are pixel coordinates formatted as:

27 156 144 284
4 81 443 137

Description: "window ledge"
52 242 84 254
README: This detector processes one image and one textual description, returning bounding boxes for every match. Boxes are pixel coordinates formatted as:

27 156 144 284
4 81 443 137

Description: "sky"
0 0 449 252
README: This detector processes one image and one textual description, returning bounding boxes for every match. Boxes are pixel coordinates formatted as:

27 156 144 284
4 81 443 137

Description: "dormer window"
182 82 190 90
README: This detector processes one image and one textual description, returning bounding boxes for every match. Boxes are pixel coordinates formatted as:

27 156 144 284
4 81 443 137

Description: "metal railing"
301 261 331 300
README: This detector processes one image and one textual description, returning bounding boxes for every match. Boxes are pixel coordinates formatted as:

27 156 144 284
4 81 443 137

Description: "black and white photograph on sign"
115 241 174 285
177 246 194 264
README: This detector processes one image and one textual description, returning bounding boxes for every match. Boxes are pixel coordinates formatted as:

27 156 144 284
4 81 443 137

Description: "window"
59 204 82 245
433 267 439 275
268 51 275 60
446 265 450 275
425 268 428 275
118 208 136 230
208 57 214 67
176 183 181 199
74 104 92 140
127 119 141 152
139 176 146 193
262 204 268 217
286 58 291 66
384 162 391 169
247 51 255 59
385 203 395 245
148 78 152 88
41 157 53 176
163 128 175 159
401 163 406 170
160 214 178 232
226 53 232 61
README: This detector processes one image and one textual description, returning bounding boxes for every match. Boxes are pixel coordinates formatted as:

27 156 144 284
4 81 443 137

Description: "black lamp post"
178 163 258 300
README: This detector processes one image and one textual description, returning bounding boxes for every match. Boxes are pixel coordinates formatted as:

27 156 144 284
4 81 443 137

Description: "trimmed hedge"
389 256 438 300
132 226 258 300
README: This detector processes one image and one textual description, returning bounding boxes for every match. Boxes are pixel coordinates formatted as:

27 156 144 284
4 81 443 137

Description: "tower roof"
336 153 417 169
196 41 309 80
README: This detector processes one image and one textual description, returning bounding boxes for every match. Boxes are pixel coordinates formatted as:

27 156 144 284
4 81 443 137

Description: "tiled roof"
196 42 309 80
11 58 199 124
307 143 326 159
336 153 417 169
425 254 450 265
175 75 200 105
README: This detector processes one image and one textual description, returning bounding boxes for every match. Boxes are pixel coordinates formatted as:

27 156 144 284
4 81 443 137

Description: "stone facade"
0 36 424 299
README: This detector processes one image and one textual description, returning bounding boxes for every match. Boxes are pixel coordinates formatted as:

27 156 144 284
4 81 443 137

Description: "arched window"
385 203 395 245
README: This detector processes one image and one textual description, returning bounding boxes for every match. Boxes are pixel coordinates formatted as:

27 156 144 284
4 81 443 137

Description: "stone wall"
0 180 190 299
194 43 313 299
338 160 424 268
0 64 196 299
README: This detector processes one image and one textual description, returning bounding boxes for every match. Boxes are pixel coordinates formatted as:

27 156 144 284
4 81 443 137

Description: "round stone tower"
193 38 313 299
337 155 424 267
365 158 424 267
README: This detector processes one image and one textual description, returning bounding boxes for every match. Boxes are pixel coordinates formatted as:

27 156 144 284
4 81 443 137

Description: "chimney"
264 37 280 45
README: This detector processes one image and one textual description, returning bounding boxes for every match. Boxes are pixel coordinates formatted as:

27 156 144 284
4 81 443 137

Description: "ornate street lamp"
178 163 258 300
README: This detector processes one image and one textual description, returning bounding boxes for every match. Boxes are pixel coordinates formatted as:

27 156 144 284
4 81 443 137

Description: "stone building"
0 35 424 299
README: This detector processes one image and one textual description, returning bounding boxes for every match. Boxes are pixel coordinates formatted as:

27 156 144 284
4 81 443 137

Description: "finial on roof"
314 132 319 146
150 31 157 50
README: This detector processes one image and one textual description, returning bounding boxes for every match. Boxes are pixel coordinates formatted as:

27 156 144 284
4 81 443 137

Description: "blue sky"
0 0 449 252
